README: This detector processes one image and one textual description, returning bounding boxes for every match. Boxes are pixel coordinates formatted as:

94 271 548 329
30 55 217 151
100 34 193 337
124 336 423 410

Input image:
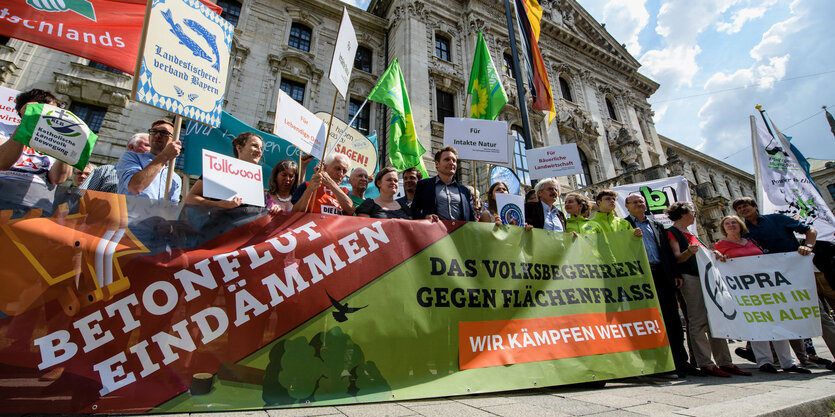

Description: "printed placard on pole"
495 193 525 226
328 7 358 99
315 112 378 174
0 86 21 140
201 149 265 207
443 118 509 163
273 91 326 159
525 143 582 180
132 0 234 127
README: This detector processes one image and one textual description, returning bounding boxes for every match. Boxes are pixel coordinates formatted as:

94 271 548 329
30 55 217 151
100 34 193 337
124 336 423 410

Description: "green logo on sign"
639 185 676 214
793 189 817 219
26 0 96 22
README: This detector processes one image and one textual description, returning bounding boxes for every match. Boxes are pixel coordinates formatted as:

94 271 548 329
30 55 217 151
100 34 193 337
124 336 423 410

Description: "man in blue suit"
411 146 476 221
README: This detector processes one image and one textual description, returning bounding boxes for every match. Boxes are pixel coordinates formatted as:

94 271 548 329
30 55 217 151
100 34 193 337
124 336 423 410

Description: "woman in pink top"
713 215 810 374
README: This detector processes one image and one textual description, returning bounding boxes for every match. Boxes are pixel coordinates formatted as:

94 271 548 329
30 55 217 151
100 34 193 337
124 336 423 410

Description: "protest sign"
0 194 672 414
495 193 525 226
611 176 695 234
132 0 233 127
201 149 265 207
443 118 509 163
328 7 358 99
11 103 97 169
695 249 821 341
525 143 582 179
315 112 378 174
0 86 21 140
273 90 326 158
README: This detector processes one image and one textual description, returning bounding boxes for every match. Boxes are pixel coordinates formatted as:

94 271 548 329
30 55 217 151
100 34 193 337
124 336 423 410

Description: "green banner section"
156 225 673 412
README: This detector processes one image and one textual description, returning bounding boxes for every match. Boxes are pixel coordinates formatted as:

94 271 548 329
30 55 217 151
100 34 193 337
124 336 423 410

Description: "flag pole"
750 110 763 208
164 114 182 201
504 0 536 187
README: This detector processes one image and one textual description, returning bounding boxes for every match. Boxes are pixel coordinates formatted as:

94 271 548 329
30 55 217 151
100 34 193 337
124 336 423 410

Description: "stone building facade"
0 0 762 240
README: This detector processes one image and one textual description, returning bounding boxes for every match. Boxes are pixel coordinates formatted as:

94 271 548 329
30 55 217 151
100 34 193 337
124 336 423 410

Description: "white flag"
751 116 835 241
328 7 358 99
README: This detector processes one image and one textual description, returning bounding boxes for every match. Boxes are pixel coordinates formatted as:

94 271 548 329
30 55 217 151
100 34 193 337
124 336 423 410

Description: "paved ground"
11 341 835 417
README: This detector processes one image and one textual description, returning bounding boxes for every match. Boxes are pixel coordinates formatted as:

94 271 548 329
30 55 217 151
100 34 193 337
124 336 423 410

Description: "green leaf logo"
26 0 97 22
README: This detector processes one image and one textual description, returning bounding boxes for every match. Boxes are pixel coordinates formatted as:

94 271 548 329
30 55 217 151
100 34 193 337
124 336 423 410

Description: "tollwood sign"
0 192 673 414
695 249 822 341
133 0 234 127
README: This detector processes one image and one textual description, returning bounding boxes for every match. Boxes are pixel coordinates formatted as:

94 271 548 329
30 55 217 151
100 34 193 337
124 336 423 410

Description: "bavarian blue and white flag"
751 115 835 241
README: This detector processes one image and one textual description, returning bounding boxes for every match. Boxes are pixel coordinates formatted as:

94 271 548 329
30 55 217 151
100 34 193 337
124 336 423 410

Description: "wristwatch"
803 243 813 248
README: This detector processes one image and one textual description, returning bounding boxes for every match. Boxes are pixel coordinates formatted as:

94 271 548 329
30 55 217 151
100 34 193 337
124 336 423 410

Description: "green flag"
367 59 428 177
467 31 508 120
12 103 98 170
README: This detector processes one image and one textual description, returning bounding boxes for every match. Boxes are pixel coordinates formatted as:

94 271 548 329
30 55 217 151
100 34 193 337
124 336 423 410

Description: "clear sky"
342 0 834 173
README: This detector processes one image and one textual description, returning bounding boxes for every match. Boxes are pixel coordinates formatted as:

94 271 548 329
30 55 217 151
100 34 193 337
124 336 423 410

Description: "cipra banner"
612 176 695 234
0 195 672 414
695 249 822 341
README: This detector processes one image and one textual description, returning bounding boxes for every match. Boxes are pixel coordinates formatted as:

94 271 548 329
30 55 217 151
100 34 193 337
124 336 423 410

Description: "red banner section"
0 0 222 74
0 203 458 414
458 308 668 370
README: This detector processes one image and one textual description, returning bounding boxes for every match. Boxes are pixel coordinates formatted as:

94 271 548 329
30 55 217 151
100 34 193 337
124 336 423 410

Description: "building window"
828 184 835 201
435 34 450 61
606 97 618 121
349 98 370 135
0 36 10 46
503 53 515 79
559 77 573 102
69 102 107 133
436 89 454 122
88 61 123 74
354 46 372 73
289 23 312 52
511 126 530 186
280 79 305 103
216 0 241 27
575 148 591 187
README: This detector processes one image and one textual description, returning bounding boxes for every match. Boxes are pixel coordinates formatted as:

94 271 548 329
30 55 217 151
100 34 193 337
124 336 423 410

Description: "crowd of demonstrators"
116 118 182 202
356 166 411 219
411 146 476 222
292 153 354 215
0 89 72 216
666 202 751 377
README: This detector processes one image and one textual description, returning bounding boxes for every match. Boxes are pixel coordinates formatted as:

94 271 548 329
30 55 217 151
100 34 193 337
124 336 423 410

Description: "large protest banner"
695 249 821 341
0 193 672 414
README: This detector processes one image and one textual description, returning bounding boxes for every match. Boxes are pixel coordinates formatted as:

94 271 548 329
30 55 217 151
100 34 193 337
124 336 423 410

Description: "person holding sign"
116 119 181 202
185 132 264 209
266 159 305 213
666 202 751 377
355 167 411 219
0 89 73 216
524 179 566 231
479 182 525 227
564 192 592 234
712 215 810 374
292 153 354 216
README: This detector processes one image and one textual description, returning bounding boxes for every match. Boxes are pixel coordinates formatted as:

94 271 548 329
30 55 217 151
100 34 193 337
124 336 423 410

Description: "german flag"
515 0 555 124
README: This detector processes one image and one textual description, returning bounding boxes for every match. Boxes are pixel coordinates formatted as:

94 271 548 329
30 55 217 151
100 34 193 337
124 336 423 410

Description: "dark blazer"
626 215 679 284
525 201 566 230
411 177 476 221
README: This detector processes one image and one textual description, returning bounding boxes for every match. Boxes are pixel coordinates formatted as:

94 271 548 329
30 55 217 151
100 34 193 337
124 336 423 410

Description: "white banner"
0 86 21 140
752 116 835 241
612 176 695 234
202 149 265 207
443 118 509 163
525 143 582 179
328 7 358 99
273 90 326 159
695 248 821 341
132 0 233 127
495 193 525 226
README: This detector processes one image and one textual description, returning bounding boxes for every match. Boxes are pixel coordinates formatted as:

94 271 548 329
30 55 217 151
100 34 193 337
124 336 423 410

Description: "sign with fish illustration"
132 0 234 127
